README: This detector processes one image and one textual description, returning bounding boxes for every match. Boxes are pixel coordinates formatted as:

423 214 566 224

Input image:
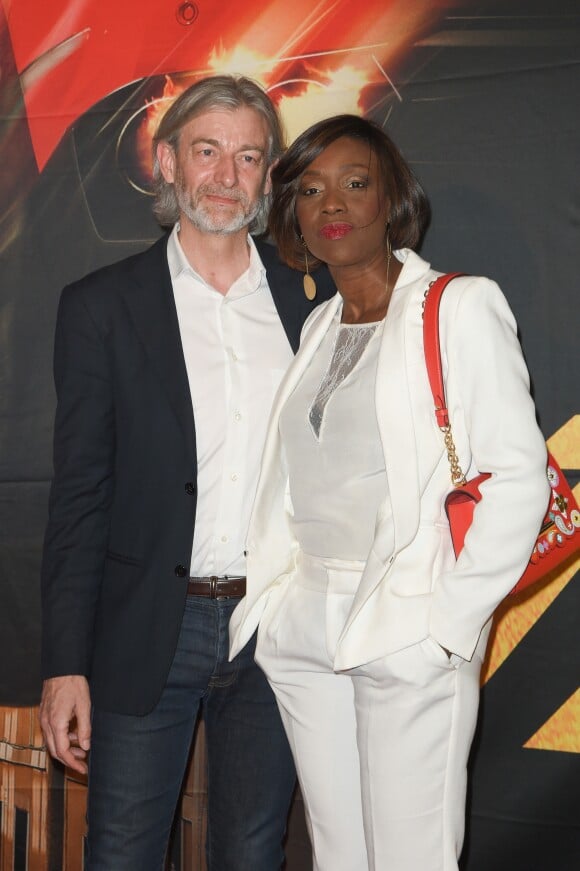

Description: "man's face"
157 106 272 235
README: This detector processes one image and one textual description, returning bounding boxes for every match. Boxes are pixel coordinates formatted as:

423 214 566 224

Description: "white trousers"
255 552 488 871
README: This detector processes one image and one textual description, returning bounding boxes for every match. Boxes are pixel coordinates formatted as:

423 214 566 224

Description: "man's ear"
156 141 176 184
263 157 278 196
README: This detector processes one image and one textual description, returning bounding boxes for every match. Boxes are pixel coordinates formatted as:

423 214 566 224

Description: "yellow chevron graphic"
481 550 578 685
548 414 580 467
524 689 580 753
480 416 579 752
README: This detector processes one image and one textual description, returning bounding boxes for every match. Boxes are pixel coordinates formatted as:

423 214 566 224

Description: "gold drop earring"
300 235 317 301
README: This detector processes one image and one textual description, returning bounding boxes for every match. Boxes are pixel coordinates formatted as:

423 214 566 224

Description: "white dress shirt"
167 226 293 576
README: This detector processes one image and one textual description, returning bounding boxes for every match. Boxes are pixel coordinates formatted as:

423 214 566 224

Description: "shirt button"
174 564 188 578
221 535 228 543
234 412 242 421
184 482 195 495
231 473 238 481
231 350 238 361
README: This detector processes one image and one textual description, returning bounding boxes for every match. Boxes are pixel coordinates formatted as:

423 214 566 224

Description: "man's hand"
39 675 92 774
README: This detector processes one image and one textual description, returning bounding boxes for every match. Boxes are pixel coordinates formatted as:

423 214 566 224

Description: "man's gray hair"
152 75 284 235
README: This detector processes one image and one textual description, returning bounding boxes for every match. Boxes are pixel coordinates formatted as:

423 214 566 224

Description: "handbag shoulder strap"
422 272 468 486
422 272 465 427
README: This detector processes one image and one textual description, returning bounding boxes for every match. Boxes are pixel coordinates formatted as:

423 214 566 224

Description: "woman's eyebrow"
301 163 370 176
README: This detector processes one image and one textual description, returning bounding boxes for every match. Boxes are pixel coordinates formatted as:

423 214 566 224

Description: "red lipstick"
320 222 353 240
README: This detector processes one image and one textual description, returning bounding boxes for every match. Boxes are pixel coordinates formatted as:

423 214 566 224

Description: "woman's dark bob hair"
269 114 430 270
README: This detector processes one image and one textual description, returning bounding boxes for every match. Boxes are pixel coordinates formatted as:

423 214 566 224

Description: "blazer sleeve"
428 277 549 660
41 282 115 679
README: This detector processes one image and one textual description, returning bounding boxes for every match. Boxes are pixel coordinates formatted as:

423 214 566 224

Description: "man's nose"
213 153 238 187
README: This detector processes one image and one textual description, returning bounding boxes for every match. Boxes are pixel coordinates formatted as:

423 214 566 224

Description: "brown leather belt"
187 575 246 599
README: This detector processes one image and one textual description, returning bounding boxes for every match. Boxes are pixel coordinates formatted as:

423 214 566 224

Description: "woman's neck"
330 257 403 324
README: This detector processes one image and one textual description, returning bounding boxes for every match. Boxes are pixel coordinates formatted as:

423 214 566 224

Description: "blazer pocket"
106 549 143 568
421 637 462 670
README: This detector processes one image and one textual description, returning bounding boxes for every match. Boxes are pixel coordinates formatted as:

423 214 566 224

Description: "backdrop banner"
0 1 578 869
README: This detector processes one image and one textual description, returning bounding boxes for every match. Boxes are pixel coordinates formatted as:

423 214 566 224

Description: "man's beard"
175 173 262 235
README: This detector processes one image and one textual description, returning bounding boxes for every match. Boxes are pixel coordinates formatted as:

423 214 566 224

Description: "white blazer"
230 250 549 668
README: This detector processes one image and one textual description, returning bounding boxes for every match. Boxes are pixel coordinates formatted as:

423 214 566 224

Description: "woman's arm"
429 277 549 660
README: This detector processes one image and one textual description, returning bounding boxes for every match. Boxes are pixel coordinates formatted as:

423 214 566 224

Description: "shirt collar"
167 224 266 299
166 223 193 281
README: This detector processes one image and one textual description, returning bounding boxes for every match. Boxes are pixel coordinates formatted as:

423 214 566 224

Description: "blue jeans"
86 595 296 870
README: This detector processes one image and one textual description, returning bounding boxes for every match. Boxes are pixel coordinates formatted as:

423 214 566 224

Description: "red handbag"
423 273 580 595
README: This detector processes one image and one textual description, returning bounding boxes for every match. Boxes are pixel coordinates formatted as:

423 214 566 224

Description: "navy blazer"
41 233 335 715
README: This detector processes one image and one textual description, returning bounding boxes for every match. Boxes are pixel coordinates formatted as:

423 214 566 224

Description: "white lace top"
279 313 391 561
309 322 380 439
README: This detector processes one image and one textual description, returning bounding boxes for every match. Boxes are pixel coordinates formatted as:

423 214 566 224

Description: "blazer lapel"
231 295 342 653
376 249 434 555
375 283 421 554
120 236 196 457
253 294 342 518
340 252 432 630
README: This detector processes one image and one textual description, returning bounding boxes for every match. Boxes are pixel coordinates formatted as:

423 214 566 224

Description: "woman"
229 115 548 871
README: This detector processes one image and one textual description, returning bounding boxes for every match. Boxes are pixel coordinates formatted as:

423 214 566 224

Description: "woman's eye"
348 179 368 189
300 187 320 197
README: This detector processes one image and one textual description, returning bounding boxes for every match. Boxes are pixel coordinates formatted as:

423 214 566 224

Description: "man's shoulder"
64 234 169 301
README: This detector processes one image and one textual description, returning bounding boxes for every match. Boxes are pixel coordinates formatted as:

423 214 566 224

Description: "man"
39 75 335 870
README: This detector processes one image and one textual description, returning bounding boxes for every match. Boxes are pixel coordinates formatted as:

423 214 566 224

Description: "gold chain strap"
424 281 467 489
442 425 467 487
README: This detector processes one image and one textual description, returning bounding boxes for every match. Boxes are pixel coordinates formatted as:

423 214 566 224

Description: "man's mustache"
196 185 248 204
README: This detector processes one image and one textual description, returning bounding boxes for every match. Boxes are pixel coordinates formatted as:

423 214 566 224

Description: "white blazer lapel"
340 284 420 630
255 293 341 499
375 249 436 554
375 283 422 554
338 253 433 642
249 294 341 541
230 294 341 657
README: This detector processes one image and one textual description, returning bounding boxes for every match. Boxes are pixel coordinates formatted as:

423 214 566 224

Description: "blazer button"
184 482 195 495
174 564 188 578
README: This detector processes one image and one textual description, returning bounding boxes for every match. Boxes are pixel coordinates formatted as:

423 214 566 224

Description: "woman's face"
294 136 389 269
